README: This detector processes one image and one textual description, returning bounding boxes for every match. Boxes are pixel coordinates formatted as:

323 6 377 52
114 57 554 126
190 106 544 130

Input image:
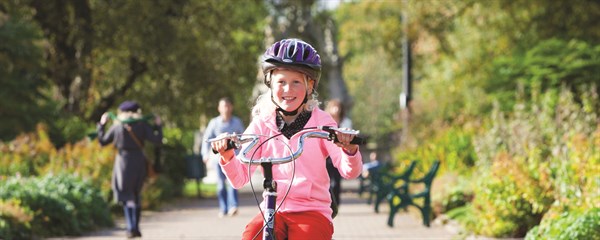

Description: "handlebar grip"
211 139 237 154
350 136 366 145
332 134 367 145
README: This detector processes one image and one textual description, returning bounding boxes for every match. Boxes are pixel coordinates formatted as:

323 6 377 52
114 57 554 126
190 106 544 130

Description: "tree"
0 9 49 140
335 1 405 146
262 0 352 106
2 0 267 133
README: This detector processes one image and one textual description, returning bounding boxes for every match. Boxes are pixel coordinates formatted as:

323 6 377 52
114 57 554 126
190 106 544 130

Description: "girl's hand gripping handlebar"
318 126 366 145
208 133 240 154
319 126 364 155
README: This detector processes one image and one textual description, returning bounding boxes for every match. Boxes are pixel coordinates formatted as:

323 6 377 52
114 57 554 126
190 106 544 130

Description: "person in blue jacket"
201 97 245 217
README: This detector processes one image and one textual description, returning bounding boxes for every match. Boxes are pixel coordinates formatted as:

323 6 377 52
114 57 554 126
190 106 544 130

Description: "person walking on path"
211 38 363 240
324 98 353 217
201 97 245 218
97 100 163 238
362 151 381 178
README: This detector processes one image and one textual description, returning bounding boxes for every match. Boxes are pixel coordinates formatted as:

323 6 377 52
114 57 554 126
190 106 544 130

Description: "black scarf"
275 111 312 139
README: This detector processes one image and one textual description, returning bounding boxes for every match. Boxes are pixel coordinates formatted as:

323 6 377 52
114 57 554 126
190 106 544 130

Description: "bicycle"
208 126 365 240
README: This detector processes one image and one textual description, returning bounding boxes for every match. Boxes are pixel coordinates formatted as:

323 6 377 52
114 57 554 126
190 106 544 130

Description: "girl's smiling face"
270 68 314 112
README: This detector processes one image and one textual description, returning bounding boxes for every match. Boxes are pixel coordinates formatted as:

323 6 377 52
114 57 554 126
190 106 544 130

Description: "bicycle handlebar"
207 126 365 165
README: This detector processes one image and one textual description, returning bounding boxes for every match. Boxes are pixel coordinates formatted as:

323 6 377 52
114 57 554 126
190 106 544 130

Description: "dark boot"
133 207 142 237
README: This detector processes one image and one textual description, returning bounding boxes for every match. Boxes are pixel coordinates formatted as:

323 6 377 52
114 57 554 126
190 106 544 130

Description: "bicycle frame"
207 126 363 240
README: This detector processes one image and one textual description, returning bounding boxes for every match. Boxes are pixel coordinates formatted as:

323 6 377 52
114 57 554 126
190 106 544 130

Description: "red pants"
242 211 333 240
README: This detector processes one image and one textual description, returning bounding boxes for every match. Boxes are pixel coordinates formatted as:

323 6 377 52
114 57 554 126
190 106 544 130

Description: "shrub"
526 208 600 240
431 173 474 216
393 124 478 176
0 124 56 177
469 153 553 237
468 87 599 237
0 199 34 240
142 175 178 209
0 174 112 239
0 123 191 209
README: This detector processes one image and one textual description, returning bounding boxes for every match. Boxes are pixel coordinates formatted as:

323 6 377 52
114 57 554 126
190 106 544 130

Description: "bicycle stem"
262 162 276 240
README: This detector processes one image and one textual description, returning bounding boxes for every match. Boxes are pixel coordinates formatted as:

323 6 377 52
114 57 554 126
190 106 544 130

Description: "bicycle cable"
246 127 318 240
249 134 292 240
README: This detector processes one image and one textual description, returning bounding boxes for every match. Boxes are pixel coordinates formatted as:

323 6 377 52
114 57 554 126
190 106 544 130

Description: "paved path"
55 179 457 240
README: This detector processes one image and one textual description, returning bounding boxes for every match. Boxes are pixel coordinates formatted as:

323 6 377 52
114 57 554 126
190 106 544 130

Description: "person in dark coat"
97 100 163 238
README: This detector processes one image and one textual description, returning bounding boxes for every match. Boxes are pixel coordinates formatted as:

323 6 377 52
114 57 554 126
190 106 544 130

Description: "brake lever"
206 134 239 154
329 126 360 135
318 126 366 145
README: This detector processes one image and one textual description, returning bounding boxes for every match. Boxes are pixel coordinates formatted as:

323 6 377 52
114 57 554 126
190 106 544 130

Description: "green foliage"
156 128 192 196
469 156 553 237
335 1 600 238
526 208 600 240
163 127 195 156
0 11 51 141
466 88 599 237
394 125 477 175
335 1 404 146
488 39 600 112
141 176 177 210
0 199 33 240
0 174 112 239
47 114 95 148
405 0 600 130
445 204 473 223
0 123 195 215
1 0 266 131
0 124 57 177
336 1 403 65
137 128 195 209
91 0 266 126
430 174 473 216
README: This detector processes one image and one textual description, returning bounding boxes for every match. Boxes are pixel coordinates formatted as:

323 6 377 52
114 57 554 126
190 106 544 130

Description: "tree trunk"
29 0 94 116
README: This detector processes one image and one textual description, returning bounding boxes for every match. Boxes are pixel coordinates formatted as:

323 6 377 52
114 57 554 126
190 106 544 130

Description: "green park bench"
357 161 389 206
386 160 441 227
358 161 417 213
375 162 417 214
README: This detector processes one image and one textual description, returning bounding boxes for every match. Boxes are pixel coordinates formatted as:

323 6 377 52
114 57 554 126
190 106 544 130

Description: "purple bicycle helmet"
261 39 322 89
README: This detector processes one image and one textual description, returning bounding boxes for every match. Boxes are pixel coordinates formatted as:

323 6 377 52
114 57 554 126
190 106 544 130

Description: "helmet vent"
303 47 311 61
261 38 322 86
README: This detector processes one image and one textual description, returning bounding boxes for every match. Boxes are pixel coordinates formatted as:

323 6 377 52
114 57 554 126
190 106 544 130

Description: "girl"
211 38 362 240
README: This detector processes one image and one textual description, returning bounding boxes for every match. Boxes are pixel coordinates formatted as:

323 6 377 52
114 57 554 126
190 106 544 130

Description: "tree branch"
87 57 147 121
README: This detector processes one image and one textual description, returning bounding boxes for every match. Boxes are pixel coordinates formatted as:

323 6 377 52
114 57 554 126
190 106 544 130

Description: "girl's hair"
251 71 320 119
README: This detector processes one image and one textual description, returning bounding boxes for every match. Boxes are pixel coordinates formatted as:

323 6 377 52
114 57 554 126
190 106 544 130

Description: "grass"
182 179 217 198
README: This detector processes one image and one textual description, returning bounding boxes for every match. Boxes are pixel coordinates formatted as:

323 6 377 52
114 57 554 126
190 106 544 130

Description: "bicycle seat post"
261 162 276 240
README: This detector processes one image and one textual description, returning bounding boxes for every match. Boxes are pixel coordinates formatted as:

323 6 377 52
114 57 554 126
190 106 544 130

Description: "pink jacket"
220 107 363 222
